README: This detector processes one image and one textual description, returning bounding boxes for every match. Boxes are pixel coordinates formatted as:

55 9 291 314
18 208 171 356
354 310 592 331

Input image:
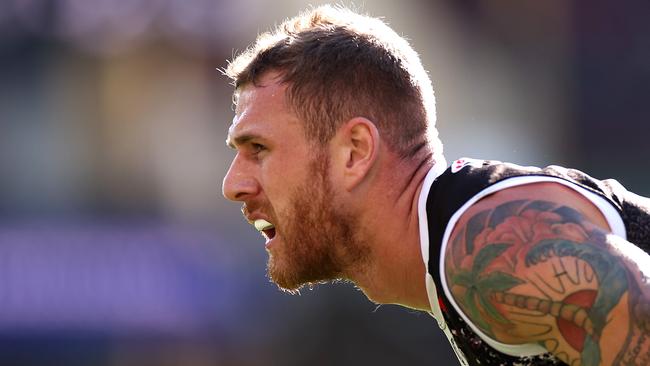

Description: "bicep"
443 182 650 366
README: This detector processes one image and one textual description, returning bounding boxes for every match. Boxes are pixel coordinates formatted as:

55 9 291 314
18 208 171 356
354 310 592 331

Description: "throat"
347 219 430 311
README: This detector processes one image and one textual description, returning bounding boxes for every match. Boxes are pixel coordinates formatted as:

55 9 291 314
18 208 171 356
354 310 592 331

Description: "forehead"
235 72 286 113
228 73 302 142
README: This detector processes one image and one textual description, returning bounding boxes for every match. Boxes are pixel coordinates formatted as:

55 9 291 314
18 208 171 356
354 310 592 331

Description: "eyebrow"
226 133 260 149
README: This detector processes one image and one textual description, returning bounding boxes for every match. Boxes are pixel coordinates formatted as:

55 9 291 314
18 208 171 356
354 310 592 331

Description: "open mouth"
254 219 276 240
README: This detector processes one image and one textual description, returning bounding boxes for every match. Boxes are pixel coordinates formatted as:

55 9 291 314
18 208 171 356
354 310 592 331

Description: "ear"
331 117 380 191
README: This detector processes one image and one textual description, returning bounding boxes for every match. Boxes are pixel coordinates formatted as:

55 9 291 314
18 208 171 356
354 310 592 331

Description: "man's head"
222 5 442 293
224 4 441 159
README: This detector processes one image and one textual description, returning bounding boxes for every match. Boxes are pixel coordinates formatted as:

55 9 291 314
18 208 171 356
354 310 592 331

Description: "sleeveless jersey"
419 158 650 366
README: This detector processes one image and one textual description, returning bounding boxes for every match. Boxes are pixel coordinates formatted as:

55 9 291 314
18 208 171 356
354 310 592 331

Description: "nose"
222 155 260 202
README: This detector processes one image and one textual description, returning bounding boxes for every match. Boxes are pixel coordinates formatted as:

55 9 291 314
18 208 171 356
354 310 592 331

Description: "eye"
251 142 266 154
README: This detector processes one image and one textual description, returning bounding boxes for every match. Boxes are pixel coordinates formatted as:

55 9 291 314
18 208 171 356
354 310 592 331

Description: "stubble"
268 153 370 293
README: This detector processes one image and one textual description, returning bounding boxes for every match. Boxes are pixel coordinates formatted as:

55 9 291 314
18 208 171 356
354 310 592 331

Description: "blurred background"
0 0 649 365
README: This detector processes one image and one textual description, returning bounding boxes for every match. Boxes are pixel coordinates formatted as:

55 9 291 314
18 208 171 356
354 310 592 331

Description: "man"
222 5 650 366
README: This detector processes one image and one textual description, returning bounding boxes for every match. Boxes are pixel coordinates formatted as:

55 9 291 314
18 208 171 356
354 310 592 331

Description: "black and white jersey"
418 158 650 366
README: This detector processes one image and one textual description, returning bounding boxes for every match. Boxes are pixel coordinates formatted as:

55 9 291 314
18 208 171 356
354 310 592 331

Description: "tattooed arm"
443 182 650 366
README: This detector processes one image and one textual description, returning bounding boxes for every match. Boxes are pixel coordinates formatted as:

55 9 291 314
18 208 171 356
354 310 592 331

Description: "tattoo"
445 199 650 366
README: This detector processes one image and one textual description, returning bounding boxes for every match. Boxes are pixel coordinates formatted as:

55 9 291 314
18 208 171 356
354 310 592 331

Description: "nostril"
234 191 249 200
222 175 260 202
223 186 248 202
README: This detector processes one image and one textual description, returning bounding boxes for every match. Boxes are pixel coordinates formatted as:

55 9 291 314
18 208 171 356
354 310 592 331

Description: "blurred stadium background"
0 0 649 365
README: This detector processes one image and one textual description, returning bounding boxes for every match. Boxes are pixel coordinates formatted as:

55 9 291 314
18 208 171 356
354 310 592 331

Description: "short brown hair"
224 5 442 159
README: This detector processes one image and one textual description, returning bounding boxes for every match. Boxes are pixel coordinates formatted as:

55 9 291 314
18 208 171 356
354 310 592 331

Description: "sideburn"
305 150 371 275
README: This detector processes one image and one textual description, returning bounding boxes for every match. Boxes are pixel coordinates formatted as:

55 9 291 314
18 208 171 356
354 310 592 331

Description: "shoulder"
450 182 613 239
440 180 617 347
426 158 614 229
436 173 650 366
428 158 623 230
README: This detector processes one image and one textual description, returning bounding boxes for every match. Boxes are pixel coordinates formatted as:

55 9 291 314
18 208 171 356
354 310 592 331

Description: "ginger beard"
267 153 369 293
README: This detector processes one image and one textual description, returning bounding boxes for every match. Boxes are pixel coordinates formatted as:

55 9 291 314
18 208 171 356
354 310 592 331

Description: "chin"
267 254 334 294
267 253 301 293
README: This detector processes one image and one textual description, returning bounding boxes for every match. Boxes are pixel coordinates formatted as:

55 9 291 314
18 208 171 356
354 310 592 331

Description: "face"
223 73 368 292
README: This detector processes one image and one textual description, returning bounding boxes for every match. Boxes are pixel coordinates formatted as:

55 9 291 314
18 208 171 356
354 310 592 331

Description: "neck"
348 154 439 311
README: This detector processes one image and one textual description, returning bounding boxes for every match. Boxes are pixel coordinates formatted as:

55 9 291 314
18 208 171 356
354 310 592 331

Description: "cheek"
261 158 306 193
259 168 298 211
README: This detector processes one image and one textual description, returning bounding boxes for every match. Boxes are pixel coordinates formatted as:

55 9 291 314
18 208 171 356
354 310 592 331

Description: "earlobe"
341 117 379 191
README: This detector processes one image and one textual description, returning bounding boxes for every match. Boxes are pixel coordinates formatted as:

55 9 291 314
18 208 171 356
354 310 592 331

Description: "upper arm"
443 182 650 366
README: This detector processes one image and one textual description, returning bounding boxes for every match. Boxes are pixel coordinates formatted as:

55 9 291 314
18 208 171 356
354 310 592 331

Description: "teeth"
254 219 274 232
